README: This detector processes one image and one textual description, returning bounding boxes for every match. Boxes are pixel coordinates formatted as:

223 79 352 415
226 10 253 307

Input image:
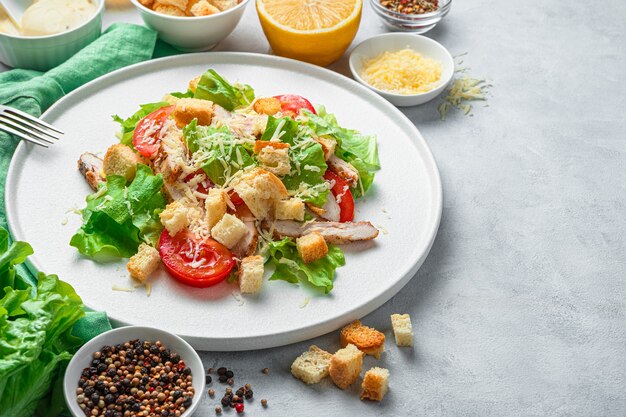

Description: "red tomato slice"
133 105 174 158
273 94 316 116
324 171 354 223
158 229 234 288
184 170 214 196
228 191 245 206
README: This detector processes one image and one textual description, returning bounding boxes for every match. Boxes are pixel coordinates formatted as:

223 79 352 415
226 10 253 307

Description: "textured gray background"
4 0 626 415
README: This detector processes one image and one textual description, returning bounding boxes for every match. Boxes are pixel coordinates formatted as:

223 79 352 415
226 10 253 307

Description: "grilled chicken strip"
268 220 379 244
212 105 268 139
306 193 341 222
78 152 104 191
328 155 359 187
232 220 259 258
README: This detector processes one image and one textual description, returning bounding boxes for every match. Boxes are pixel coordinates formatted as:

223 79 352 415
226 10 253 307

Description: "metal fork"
0 105 63 148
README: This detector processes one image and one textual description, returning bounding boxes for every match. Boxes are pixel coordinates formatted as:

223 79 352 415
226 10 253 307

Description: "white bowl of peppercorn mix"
63 326 205 417
371 0 452 33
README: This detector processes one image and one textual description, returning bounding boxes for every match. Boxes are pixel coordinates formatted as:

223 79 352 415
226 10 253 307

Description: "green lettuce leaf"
262 116 329 206
0 227 85 417
112 101 170 147
183 120 255 185
304 106 380 197
194 69 254 111
267 238 345 294
70 164 166 259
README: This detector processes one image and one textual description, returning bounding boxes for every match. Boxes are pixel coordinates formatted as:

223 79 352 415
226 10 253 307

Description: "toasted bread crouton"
102 144 143 181
189 76 201 93
315 135 337 161
232 168 288 220
296 232 328 264
211 214 248 249
153 3 186 15
127 244 160 282
360 367 389 402
329 344 363 389
253 97 281 115
257 147 291 177
190 0 220 15
173 98 213 128
239 255 264 294
208 0 236 11
275 198 305 221
205 188 227 230
138 0 154 8
160 200 198 237
291 345 332 384
391 314 413 347
340 320 385 359
253 140 290 154
155 0 188 10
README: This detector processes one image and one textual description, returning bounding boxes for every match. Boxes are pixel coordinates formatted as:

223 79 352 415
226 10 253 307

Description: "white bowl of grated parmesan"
349 33 454 107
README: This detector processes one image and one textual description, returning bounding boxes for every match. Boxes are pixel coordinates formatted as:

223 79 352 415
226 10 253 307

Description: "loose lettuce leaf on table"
194 69 254 111
70 164 166 259
304 106 380 197
112 101 170 147
267 238 345 294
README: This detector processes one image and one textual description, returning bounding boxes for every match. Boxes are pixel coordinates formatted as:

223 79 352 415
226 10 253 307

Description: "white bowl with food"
130 0 250 51
63 326 205 417
0 0 104 71
349 33 454 107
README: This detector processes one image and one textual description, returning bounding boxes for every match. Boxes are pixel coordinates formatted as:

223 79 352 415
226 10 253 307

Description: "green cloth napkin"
0 22 176 342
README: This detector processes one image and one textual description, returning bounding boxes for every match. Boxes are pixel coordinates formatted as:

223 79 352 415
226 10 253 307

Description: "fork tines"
0 105 64 148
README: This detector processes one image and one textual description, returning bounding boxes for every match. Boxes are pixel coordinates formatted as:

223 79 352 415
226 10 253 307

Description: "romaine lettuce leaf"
304 106 380 197
183 120 256 185
267 238 345 294
194 69 254 111
112 101 170 147
262 116 329 206
70 164 166 259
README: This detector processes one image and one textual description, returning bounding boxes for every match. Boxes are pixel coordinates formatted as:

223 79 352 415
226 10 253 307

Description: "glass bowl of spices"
370 0 452 33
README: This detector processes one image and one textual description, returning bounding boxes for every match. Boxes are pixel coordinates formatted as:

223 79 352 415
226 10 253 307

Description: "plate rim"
5 52 442 350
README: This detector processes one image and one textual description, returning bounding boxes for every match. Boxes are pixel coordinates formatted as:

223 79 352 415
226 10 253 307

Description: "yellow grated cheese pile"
360 48 442 95
438 76 490 120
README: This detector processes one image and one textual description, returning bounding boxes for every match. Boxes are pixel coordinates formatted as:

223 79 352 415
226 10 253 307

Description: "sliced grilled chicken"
268 220 379 244
328 155 359 187
212 105 268 139
232 220 258 258
78 152 104 191
307 193 341 222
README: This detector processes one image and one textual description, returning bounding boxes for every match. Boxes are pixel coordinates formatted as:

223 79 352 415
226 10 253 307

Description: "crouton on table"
391 314 413 347
291 345 332 384
360 367 390 402
329 343 364 389
340 320 385 359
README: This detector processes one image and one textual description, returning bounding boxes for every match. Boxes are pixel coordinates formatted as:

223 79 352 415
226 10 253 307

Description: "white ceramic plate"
5 53 441 351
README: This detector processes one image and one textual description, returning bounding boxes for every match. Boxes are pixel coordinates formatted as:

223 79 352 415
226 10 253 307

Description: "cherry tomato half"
133 105 174 158
158 229 234 288
324 171 354 223
184 169 214 196
273 94 316 116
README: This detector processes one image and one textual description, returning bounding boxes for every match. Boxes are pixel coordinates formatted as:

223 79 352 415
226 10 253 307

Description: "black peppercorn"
225 370 234 379
206 375 212 384
244 390 253 400
218 375 228 383
221 396 231 407
217 367 227 376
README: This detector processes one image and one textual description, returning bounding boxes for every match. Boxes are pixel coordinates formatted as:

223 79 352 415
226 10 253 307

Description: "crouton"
360 367 390 402
173 98 213 128
253 140 290 154
189 76 201 93
127 244 160 282
211 214 248 249
160 200 198 237
340 320 385 359
296 232 328 264
190 0 220 15
154 0 188 11
275 198 305 221
138 0 154 8
315 135 337 161
162 94 180 105
208 0 236 11
291 345 332 384
257 147 291 177
253 97 281 116
329 344 363 389
238 255 264 294
232 168 288 220
391 314 413 347
102 144 143 181
205 188 227 230
153 3 186 15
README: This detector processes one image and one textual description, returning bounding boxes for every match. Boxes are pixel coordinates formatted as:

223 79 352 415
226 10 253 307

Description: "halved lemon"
256 0 363 67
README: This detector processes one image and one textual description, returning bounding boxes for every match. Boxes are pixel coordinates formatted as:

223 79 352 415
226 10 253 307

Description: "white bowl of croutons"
130 0 250 51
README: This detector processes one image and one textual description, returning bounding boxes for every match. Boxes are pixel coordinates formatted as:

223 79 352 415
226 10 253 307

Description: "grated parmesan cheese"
437 76 490 120
360 48 442 95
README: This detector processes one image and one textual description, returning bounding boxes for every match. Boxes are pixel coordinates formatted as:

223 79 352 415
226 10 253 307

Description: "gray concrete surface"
4 0 626 415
